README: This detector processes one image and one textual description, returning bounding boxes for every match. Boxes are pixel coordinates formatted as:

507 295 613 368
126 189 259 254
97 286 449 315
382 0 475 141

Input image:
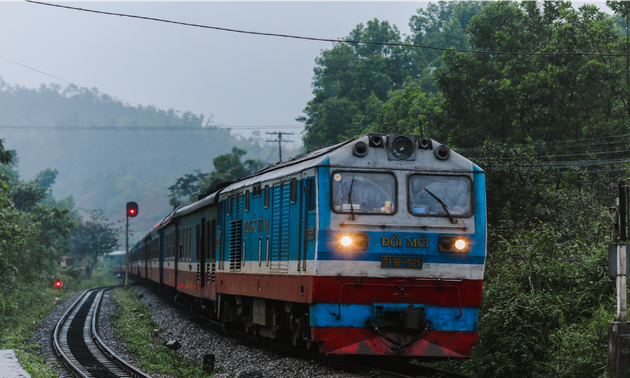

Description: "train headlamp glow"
337 233 368 250
438 235 470 253
340 236 353 247
455 239 467 251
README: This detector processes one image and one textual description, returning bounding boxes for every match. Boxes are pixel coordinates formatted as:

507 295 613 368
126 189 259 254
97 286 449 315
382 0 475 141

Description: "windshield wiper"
348 176 356 220
424 188 456 224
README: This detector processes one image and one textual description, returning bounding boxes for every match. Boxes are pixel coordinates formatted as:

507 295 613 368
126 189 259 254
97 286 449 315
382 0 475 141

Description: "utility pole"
265 131 294 162
609 181 630 378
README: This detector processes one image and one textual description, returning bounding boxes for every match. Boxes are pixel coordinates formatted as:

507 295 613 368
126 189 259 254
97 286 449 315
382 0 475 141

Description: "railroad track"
52 287 151 378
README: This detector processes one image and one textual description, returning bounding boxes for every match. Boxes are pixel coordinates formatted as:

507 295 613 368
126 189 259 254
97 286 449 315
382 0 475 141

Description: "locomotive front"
311 134 486 358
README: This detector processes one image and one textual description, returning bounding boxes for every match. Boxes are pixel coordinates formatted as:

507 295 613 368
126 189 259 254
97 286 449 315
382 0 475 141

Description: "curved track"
53 287 151 378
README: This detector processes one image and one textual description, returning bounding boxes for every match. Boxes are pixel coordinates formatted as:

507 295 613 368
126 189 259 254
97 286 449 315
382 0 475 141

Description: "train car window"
331 171 397 215
245 190 250 212
184 228 188 261
290 178 297 204
264 185 270 209
188 227 192 261
408 175 473 217
196 224 200 261
253 184 261 197
227 196 231 216
307 178 316 212
209 220 216 260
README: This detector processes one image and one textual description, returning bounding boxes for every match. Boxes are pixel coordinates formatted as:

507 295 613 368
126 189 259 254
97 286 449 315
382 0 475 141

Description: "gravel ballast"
98 285 372 378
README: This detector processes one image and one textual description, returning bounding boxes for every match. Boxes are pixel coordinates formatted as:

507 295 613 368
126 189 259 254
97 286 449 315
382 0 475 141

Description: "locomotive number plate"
380 256 424 269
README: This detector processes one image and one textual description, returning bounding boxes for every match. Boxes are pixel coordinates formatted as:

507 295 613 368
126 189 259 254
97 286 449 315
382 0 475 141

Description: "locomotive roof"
148 133 481 233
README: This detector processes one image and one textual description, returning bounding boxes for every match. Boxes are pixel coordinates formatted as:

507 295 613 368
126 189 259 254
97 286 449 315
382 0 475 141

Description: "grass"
0 257 121 378
109 287 213 378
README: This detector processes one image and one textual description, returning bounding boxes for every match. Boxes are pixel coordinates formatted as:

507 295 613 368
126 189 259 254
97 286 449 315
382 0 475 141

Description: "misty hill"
0 78 288 240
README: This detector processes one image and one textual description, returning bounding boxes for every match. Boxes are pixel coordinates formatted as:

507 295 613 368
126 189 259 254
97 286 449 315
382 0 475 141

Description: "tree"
168 147 267 208
368 82 446 138
298 19 412 151
407 1 487 93
68 209 121 271
436 1 625 147
299 2 486 150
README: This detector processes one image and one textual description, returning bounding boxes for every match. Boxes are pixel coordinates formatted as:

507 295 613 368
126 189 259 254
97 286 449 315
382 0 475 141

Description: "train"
127 133 486 359
108 251 126 276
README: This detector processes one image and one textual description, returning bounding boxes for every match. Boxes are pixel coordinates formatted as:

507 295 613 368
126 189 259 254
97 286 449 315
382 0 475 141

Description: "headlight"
455 239 467 251
337 233 368 250
340 236 352 247
391 136 414 159
438 236 469 253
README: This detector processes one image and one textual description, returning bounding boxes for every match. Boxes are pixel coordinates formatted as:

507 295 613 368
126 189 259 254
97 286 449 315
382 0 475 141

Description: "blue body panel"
310 303 478 332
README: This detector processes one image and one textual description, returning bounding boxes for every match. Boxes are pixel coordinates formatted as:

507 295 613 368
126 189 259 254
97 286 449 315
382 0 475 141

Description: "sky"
0 1 614 145
0 1 434 146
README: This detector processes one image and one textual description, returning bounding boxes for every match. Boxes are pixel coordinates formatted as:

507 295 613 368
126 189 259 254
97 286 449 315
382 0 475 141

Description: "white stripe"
315 260 485 280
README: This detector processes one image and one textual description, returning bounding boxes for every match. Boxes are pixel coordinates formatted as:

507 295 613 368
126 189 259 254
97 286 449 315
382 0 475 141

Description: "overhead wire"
0 125 304 131
24 0 630 58
0 54 138 106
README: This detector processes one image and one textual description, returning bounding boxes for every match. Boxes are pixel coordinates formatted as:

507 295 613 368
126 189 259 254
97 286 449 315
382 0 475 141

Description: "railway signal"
125 201 139 287
54 279 62 289
126 201 138 217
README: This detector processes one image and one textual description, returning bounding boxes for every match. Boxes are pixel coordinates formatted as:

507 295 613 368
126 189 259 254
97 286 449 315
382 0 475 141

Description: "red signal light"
126 201 139 218
55 280 62 288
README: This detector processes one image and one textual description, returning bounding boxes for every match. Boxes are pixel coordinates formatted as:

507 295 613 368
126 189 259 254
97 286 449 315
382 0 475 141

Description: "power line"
265 131 294 162
25 0 630 58
0 54 138 106
0 125 304 131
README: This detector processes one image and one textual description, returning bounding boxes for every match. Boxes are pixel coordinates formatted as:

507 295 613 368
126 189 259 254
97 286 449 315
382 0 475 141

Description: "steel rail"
52 286 152 378
91 288 153 378
53 289 93 378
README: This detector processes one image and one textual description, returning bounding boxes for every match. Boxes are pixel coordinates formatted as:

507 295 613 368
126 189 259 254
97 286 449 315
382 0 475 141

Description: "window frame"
245 190 250 212
330 170 398 216
407 173 475 218
290 178 297 204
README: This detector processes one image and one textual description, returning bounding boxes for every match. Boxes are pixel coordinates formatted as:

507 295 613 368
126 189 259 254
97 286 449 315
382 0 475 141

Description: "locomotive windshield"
408 175 472 217
332 171 396 214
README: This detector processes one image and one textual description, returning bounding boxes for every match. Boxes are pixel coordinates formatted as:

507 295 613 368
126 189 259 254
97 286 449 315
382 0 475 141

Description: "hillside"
0 79 285 241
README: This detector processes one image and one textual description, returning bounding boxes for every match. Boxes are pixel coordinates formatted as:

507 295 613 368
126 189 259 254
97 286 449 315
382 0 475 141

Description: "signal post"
609 182 630 378
125 201 138 288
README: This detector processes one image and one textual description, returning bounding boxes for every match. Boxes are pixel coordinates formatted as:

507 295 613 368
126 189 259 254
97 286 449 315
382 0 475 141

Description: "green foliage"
437 1 626 147
424 143 614 378
408 1 487 93
369 82 445 137
68 209 122 271
299 1 484 150
168 147 266 208
0 255 119 378
110 288 210 378
299 18 413 150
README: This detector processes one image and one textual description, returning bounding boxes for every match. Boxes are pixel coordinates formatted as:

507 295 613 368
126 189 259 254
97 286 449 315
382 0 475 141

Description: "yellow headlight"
340 236 353 247
455 239 467 251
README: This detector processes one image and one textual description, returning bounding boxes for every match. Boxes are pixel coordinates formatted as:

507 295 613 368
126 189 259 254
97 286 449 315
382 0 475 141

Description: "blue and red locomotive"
129 133 486 358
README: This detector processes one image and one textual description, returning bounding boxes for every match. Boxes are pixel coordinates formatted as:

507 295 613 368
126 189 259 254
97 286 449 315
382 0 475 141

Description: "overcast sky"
0 1 612 146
